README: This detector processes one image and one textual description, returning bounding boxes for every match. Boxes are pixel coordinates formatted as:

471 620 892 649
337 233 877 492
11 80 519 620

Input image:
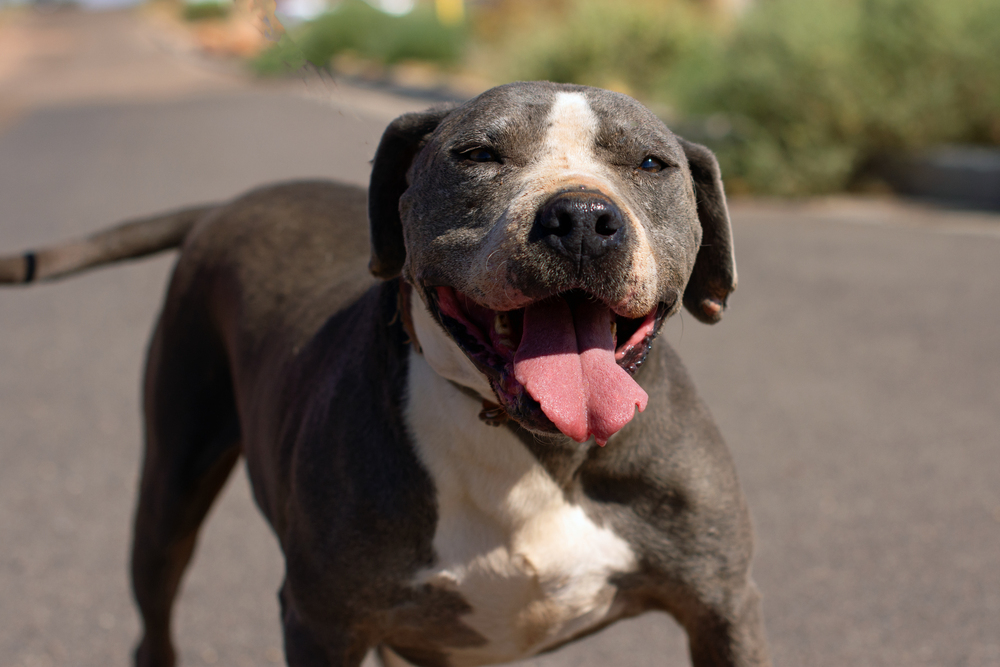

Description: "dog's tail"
0 204 215 285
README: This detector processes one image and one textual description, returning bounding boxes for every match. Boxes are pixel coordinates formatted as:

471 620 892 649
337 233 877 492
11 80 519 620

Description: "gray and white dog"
0 81 771 667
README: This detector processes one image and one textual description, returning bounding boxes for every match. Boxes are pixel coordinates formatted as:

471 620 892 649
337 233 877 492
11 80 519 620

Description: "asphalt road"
1 9 999 667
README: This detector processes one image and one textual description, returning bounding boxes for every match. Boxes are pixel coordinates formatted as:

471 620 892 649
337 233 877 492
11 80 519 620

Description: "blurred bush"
497 0 718 104
685 0 1000 194
183 0 232 21
253 0 465 74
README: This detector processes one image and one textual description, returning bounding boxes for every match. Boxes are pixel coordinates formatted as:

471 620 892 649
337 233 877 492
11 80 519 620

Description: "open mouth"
426 286 666 445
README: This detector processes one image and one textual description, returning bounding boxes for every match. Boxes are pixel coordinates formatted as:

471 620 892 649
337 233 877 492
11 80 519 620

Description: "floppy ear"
678 137 737 324
368 107 454 279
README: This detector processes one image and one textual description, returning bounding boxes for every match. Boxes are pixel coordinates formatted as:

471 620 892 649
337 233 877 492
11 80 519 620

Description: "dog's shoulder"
265 281 441 591
171 180 376 359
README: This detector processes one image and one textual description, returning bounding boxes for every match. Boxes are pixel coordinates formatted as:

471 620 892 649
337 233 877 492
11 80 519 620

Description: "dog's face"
369 82 736 444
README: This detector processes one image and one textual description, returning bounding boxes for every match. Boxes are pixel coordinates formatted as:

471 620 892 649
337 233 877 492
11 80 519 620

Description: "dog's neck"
406 281 497 401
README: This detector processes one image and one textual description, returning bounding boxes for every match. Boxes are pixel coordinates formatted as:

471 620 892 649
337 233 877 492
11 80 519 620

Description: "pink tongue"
513 298 648 445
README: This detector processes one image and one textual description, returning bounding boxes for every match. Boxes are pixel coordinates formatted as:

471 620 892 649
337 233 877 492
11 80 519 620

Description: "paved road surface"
1 9 998 667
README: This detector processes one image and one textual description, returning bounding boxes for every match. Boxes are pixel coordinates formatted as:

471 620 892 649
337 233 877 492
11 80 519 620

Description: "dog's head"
369 82 736 445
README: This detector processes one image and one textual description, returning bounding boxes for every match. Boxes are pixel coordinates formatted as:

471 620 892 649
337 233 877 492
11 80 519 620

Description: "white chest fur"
404 349 637 667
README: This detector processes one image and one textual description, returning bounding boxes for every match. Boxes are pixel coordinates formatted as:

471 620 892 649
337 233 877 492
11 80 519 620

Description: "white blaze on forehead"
534 92 604 182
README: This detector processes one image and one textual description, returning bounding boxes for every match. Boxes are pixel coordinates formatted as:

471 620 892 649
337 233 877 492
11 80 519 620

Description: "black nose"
535 191 627 262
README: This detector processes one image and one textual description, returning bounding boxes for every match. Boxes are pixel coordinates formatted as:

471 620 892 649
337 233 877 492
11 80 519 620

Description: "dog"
0 81 770 667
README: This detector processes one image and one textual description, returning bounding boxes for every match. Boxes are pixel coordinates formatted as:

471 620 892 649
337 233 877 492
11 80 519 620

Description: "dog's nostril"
539 209 575 236
595 213 620 237
556 212 574 233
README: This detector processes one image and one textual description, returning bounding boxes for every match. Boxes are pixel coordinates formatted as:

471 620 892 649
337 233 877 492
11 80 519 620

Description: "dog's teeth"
494 313 511 336
610 321 617 338
495 313 515 349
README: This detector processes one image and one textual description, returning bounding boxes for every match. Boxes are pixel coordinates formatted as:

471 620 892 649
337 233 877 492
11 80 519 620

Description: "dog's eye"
460 147 499 163
639 156 666 173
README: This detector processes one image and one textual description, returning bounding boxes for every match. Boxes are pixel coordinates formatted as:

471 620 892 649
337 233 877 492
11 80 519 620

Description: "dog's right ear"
368 107 454 279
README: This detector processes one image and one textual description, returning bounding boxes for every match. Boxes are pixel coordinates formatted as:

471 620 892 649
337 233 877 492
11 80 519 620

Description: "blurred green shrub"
253 0 466 75
501 0 1000 195
683 0 1000 194
502 0 717 104
183 0 231 21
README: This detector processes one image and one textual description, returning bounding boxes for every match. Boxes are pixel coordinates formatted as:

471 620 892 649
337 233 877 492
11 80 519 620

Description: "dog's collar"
451 381 509 427
399 279 509 427
397 278 421 355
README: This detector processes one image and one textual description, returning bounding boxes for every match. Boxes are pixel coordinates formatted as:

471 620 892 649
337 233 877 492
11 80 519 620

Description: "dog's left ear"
678 137 737 324
368 107 454 279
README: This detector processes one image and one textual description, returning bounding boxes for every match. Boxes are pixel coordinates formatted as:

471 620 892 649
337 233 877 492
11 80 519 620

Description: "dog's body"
1 82 770 667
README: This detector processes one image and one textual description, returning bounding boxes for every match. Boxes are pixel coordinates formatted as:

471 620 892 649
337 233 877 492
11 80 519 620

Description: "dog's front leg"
680 580 771 667
279 584 370 667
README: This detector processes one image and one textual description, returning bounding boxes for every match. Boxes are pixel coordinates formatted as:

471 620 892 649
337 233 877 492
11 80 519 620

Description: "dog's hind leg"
130 308 241 667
